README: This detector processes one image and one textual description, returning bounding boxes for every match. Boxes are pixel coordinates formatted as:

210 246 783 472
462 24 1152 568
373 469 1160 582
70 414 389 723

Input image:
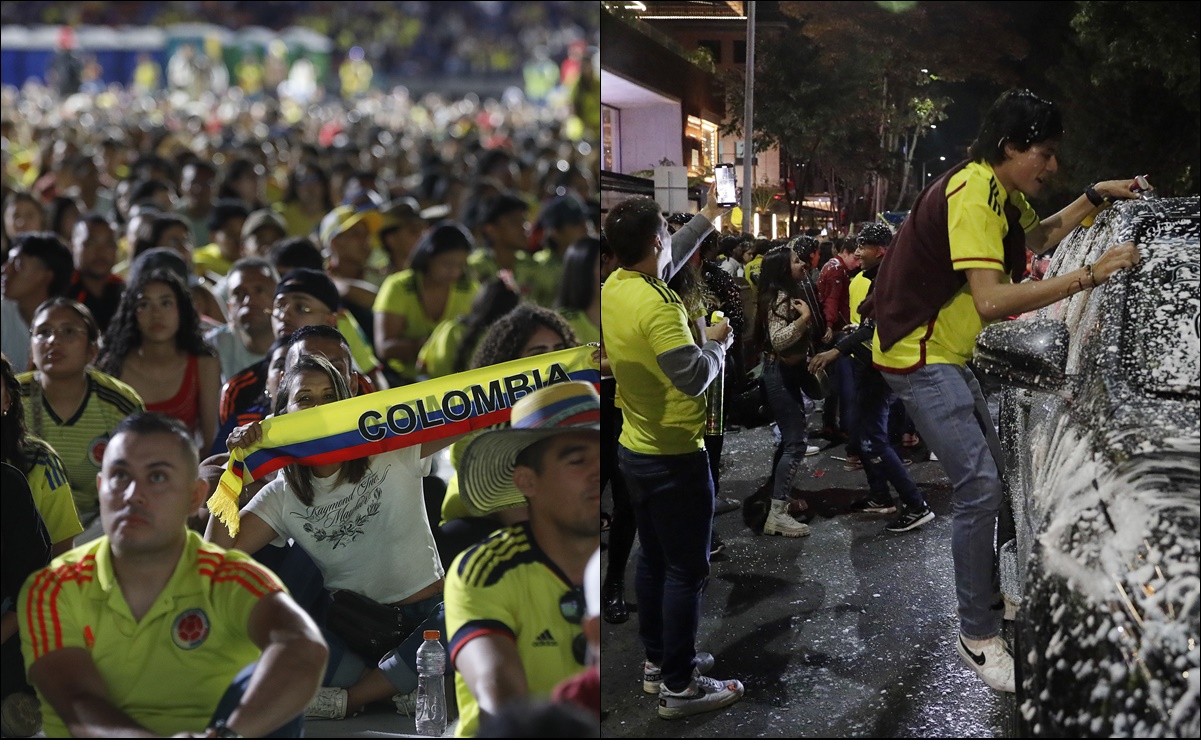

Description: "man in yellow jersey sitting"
18 412 327 737
865 89 1141 694
445 382 600 737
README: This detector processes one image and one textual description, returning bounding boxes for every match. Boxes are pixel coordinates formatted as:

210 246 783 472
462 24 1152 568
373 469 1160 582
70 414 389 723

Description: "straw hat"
459 381 599 516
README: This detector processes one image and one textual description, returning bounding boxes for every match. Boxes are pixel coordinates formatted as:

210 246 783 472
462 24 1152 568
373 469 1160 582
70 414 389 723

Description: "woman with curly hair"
96 268 221 451
432 304 579 563
1 352 82 555
211 354 462 721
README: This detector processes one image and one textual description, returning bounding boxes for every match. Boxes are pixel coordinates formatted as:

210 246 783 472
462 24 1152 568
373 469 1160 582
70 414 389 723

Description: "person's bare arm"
204 508 279 554
966 241 1140 322
218 592 328 738
454 634 529 717
420 432 469 458
374 311 422 364
29 647 158 737
196 355 222 454
1025 178 1139 254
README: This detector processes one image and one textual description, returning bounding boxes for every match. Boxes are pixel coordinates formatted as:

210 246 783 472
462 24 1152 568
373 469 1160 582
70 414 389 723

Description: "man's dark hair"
227 256 279 283
602 196 662 267
267 237 324 273
12 232 74 297
968 88 1063 165
111 412 200 474
287 323 350 356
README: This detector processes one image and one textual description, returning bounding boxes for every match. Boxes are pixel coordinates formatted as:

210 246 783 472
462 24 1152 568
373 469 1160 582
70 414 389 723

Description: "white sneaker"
957 635 1015 693
804 444 820 456
643 651 715 694
763 499 810 537
658 675 745 719
392 689 418 716
305 687 348 720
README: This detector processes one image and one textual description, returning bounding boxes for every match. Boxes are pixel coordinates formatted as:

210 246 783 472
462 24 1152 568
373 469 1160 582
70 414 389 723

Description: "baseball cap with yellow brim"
458 381 600 517
319 205 383 250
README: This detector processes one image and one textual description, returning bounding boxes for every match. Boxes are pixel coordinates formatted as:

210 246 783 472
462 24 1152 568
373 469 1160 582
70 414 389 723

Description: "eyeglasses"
272 301 318 317
31 325 88 343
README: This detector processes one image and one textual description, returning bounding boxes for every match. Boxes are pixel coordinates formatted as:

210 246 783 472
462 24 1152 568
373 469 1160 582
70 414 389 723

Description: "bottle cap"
424 630 440 640
710 310 725 324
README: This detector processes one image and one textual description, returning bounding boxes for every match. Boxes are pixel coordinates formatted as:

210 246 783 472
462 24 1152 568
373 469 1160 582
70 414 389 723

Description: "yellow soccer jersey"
848 272 870 326
601 268 705 455
373 270 479 382
873 161 1039 370
445 522 583 737
467 249 544 303
417 318 468 380
557 308 599 346
337 309 383 376
19 532 285 737
529 250 563 307
17 368 145 520
192 243 233 278
21 438 83 545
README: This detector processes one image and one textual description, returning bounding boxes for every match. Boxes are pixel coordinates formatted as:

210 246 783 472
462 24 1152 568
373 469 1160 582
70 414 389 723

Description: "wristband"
1084 185 1106 208
1086 263 1096 287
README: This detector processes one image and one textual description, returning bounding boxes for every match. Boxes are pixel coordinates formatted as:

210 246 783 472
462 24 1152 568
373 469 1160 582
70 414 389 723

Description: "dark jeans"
618 445 713 692
602 378 636 588
763 356 810 501
832 354 861 456
210 662 304 737
856 364 924 511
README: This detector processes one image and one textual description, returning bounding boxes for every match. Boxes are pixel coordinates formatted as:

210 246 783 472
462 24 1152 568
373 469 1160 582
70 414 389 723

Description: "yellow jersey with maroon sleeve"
18 531 286 738
872 160 1039 371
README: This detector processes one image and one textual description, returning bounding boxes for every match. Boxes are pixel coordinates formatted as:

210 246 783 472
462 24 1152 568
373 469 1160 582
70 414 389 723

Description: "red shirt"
818 254 855 331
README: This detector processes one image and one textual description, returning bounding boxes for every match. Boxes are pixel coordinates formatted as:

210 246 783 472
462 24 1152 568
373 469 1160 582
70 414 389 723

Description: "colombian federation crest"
171 608 210 650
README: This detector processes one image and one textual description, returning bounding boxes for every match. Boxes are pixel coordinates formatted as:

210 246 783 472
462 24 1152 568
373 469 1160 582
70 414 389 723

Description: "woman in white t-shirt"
207 353 459 720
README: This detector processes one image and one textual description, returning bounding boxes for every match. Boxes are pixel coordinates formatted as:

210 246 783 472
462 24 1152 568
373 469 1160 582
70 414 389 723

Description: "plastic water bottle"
415 630 447 736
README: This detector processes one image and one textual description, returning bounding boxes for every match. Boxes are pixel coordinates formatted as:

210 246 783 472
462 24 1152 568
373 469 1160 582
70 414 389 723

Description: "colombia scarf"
209 345 599 536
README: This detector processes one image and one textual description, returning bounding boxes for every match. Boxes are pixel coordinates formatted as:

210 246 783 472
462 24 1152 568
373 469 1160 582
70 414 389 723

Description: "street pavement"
600 419 1011 738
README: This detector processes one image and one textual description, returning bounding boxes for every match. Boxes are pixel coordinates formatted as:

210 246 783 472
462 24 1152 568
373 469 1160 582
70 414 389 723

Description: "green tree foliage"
1044 1 1199 200
725 2 1029 227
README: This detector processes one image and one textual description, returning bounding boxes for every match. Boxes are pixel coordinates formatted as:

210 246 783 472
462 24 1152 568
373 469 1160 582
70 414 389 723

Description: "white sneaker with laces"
658 675 745 719
957 634 1016 693
643 651 715 693
305 687 348 720
392 689 418 716
804 444 820 456
763 499 810 537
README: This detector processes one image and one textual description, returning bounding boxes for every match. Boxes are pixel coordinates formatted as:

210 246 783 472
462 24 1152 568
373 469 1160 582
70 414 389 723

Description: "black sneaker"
849 496 897 514
884 506 935 532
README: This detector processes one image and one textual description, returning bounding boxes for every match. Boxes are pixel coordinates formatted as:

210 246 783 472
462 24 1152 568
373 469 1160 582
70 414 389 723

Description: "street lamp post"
922 155 946 189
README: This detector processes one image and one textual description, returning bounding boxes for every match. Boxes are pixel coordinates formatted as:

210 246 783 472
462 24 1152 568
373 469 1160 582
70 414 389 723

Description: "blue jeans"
762 356 810 501
618 445 713 692
831 353 861 456
883 364 1003 640
856 364 924 511
210 662 304 737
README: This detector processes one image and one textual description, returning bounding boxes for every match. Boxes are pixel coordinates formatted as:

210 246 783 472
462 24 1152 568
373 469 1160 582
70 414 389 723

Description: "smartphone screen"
715 165 738 207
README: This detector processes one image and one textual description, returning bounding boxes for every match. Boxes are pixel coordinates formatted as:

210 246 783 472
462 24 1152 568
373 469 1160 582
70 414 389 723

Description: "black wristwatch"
209 720 244 738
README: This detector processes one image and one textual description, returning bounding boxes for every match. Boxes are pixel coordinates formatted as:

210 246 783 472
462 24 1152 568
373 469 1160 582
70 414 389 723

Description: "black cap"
275 268 340 312
857 223 894 246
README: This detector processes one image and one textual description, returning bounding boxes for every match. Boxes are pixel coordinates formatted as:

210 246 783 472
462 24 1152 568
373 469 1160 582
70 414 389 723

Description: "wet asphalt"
600 419 1011 738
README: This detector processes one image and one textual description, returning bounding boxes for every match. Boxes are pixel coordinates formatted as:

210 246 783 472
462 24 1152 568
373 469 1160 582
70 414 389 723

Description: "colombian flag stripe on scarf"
210 345 599 536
